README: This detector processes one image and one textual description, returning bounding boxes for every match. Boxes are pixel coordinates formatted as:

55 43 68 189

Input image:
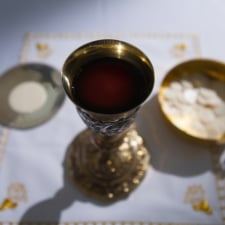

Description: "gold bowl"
158 59 225 144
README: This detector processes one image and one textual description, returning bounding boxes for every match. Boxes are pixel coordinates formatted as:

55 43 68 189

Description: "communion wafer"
161 73 225 140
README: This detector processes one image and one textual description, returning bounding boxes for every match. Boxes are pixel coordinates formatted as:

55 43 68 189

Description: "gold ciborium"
62 39 154 201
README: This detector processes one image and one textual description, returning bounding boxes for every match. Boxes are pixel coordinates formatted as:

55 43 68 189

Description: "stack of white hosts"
162 73 225 139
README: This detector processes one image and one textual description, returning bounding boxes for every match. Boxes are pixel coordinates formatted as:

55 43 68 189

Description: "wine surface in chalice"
71 57 147 114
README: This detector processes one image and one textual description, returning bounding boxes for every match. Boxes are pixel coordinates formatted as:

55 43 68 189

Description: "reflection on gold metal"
158 59 225 144
116 43 123 55
62 39 154 201
67 128 149 201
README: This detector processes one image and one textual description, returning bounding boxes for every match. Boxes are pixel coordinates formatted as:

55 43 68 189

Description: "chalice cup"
62 39 154 201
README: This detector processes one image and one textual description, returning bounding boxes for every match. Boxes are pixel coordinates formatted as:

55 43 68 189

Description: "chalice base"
66 127 150 202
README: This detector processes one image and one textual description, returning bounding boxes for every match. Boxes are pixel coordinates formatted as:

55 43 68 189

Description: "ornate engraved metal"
66 127 149 201
77 107 138 136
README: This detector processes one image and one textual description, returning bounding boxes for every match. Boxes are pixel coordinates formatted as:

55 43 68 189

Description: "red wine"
71 57 146 114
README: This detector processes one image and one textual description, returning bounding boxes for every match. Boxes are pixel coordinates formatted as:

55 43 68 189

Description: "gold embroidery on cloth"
184 184 213 214
0 198 17 210
36 42 52 59
0 183 27 211
0 222 207 225
193 200 213 214
171 43 187 58
7 183 27 203
210 146 225 221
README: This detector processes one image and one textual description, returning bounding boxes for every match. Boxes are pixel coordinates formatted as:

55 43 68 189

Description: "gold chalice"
62 39 154 201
